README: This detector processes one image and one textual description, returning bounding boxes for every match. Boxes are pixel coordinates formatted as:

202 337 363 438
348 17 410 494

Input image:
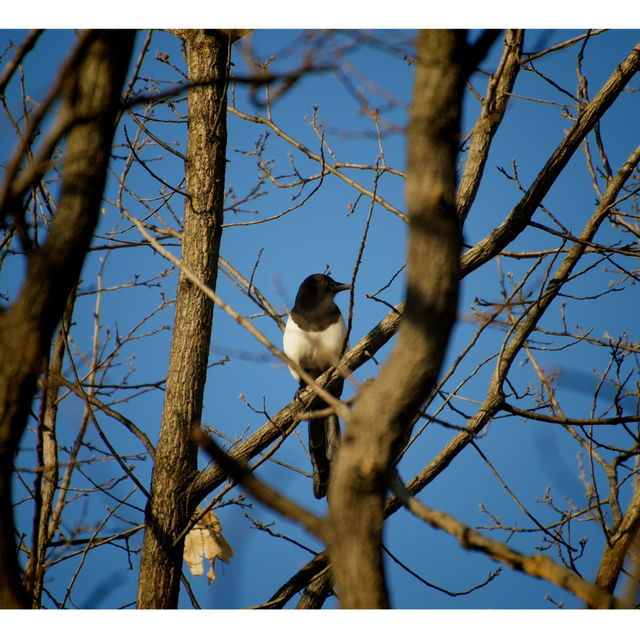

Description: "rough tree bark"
136 30 228 608
325 30 468 608
0 30 134 609
456 29 523 223
595 487 640 598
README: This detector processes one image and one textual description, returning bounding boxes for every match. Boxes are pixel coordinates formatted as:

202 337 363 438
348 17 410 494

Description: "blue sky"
2 27 640 615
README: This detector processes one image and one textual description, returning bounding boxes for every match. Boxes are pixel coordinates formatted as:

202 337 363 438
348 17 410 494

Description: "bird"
283 273 350 498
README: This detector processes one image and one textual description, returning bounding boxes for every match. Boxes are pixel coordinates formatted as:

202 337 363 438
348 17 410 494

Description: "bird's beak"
333 281 351 293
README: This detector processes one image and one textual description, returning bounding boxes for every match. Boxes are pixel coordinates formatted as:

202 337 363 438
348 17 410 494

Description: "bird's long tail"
308 414 341 499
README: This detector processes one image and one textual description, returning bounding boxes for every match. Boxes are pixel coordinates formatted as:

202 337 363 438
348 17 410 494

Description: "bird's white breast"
283 314 347 381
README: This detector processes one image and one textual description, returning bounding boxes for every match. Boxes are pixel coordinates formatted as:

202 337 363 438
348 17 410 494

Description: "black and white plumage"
283 274 350 499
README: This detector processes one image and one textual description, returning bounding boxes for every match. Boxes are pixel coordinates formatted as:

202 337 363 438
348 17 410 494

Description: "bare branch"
389 473 623 609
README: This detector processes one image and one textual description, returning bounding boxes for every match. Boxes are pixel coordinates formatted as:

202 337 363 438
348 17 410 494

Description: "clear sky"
1 22 639 626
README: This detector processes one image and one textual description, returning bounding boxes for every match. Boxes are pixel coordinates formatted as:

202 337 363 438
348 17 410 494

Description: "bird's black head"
295 274 350 307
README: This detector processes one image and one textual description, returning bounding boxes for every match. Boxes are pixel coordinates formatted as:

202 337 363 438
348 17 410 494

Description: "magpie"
283 274 350 499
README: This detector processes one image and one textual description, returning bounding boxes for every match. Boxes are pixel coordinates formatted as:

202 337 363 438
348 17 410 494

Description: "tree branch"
389 473 623 609
0 29 134 609
460 40 640 276
457 29 523 223
325 30 468 608
192 428 323 539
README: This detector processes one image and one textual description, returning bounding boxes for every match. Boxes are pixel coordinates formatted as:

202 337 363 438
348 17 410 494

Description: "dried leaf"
184 508 234 584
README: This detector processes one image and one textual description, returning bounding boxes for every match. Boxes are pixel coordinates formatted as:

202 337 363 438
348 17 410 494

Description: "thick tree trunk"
0 30 134 609
136 30 228 608
325 30 467 608
594 487 640 601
